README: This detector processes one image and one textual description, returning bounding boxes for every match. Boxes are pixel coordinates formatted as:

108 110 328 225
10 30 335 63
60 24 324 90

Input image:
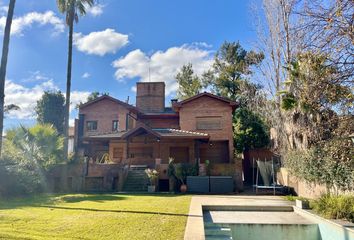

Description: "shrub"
312 194 354 223
284 138 353 193
0 124 64 197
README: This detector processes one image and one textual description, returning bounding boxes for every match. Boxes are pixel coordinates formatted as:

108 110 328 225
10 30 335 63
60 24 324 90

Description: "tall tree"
175 64 202 100
205 41 264 102
35 91 65 135
0 0 16 156
56 0 94 160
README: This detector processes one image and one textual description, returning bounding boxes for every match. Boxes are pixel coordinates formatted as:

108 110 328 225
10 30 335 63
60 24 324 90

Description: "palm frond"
56 0 67 13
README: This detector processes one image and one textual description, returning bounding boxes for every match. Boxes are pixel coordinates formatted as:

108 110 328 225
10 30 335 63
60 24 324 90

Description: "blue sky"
1 0 260 130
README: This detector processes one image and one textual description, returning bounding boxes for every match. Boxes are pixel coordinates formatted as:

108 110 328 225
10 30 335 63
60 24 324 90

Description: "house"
74 82 238 167
60 81 243 192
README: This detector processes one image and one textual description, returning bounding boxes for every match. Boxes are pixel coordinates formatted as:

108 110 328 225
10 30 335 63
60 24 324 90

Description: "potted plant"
145 168 159 193
174 163 188 193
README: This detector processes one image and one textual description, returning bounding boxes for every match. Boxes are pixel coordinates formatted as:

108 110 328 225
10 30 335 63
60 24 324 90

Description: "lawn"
0 193 192 240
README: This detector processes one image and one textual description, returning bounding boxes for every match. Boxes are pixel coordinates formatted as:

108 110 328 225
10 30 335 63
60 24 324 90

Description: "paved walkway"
184 195 295 240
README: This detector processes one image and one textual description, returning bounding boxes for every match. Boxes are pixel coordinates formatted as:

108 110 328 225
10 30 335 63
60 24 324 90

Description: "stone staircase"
122 165 148 192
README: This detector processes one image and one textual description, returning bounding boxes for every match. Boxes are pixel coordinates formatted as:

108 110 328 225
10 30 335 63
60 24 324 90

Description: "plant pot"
180 184 187 193
295 199 309 209
148 185 156 193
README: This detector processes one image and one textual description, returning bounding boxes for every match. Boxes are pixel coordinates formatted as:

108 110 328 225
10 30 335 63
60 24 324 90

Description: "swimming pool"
203 205 353 240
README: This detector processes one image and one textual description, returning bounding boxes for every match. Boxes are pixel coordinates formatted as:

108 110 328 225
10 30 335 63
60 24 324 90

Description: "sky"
0 0 260 130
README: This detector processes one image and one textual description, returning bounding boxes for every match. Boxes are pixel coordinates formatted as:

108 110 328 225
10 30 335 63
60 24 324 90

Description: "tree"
0 0 16 156
35 91 65 135
76 91 108 108
233 108 270 153
175 64 202 100
56 0 94 160
4 124 64 170
298 0 353 83
1 124 64 196
205 41 264 102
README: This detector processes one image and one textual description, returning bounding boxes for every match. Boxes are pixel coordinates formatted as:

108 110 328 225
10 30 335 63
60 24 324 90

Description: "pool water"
203 210 321 240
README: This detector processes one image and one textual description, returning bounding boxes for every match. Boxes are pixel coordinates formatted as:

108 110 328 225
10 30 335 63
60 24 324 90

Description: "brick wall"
178 95 234 161
136 82 165 112
79 98 136 136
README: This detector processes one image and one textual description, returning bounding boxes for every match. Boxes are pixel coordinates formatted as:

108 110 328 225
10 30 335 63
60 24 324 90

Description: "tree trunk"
0 0 16 156
63 6 74 161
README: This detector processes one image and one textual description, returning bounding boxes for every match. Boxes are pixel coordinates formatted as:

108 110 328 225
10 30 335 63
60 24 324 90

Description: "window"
112 120 119 131
86 121 97 131
196 117 222 130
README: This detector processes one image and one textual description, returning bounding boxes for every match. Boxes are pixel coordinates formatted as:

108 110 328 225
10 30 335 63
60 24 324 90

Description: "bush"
312 194 354 223
0 124 64 197
284 138 353 192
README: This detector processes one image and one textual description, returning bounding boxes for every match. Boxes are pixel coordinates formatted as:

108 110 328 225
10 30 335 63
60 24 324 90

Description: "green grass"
0 193 192 240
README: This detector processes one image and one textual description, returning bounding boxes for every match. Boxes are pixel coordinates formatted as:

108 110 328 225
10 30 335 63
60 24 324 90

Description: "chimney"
136 82 165 112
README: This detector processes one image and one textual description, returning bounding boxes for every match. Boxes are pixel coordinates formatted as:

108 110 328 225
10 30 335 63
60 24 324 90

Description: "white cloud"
73 28 129 56
112 44 213 95
5 80 90 119
81 72 91 78
5 80 58 119
0 11 65 36
86 4 104 17
22 71 51 83
70 91 90 112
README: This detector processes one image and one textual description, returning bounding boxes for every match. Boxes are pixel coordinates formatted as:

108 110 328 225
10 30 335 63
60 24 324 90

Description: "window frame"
196 116 222 130
86 120 98 131
112 120 119 131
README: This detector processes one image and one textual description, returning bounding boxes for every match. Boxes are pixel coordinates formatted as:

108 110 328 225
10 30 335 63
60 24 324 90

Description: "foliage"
0 124 64 197
172 162 198 185
233 108 270 153
0 194 191 239
0 161 45 197
4 104 20 114
284 138 354 192
312 194 354 223
145 168 159 186
204 41 264 102
4 124 64 170
281 52 353 114
175 63 202 100
35 91 65 135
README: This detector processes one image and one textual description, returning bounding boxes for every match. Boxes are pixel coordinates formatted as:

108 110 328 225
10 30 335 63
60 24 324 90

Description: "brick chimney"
136 82 165 112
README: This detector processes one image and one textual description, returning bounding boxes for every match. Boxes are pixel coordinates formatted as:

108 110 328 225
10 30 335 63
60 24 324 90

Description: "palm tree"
0 0 16 156
56 0 94 160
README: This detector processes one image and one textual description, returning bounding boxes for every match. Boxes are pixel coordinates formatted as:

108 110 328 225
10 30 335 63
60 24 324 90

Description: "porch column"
194 140 200 164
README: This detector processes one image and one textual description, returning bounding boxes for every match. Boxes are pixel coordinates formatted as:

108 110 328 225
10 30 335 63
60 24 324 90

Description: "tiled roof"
153 128 209 138
83 128 209 140
84 131 126 139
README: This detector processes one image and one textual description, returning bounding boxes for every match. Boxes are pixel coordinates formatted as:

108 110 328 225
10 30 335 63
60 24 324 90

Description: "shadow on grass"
59 194 126 203
38 205 201 218
0 193 127 210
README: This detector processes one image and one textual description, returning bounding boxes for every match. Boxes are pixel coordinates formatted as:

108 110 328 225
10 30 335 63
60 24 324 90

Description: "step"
204 226 232 236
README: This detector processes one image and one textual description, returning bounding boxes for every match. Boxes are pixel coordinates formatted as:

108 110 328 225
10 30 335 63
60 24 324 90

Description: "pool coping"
184 195 354 240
